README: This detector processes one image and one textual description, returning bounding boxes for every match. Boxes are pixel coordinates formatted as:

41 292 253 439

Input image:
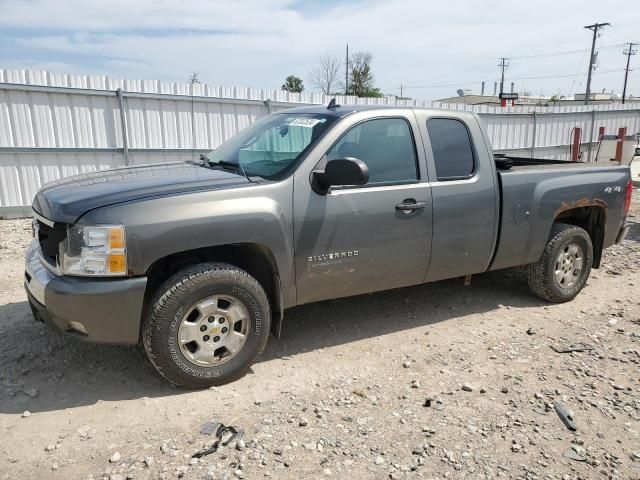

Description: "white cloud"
2 0 638 100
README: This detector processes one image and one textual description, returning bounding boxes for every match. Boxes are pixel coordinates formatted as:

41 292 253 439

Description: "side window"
327 118 418 184
426 118 475 180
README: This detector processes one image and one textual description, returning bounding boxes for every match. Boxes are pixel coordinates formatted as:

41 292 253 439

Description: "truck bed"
494 154 620 170
489 157 630 271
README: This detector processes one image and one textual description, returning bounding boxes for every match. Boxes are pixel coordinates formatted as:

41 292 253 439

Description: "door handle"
395 199 426 211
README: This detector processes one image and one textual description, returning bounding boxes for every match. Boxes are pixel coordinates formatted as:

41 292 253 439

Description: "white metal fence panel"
438 105 640 161
1 69 640 214
0 151 125 208
0 86 123 149
481 114 533 150
0 69 420 107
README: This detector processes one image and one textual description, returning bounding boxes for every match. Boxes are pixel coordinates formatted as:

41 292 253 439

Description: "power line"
602 29 629 44
394 68 624 91
568 50 589 95
510 48 586 59
583 22 610 105
510 69 623 81
507 43 626 60
393 81 483 90
610 24 640 41
603 27 640 45
622 42 638 104
388 25 633 98
392 41 631 94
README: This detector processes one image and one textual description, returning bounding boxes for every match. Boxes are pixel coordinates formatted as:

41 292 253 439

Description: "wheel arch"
142 243 284 339
554 203 606 268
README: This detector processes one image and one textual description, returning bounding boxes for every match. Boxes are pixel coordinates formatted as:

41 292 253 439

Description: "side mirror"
312 158 369 194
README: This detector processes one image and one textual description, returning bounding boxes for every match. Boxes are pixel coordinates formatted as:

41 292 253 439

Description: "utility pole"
583 22 609 105
345 43 349 95
498 57 509 96
622 42 638 104
400 84 403 99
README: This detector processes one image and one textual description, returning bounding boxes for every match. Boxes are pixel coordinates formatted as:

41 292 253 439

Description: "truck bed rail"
494 154 571 170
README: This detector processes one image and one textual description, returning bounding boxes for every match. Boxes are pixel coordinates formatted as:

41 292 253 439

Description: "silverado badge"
307 250 359 263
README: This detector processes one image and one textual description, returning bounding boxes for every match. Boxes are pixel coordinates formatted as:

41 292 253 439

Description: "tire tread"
527 223 592 303
142 263 270 388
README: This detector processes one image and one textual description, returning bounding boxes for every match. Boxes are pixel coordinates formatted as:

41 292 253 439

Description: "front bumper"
24 240 147 344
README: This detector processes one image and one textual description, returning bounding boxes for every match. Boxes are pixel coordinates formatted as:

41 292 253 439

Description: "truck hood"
33 162 251 223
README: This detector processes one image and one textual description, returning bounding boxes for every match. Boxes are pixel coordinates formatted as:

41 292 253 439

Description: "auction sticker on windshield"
288 118 325 128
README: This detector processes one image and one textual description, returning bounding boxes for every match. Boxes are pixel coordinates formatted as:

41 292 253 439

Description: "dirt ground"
1 192 639 480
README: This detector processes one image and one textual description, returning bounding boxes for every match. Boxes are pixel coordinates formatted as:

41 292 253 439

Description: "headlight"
61 224 127 276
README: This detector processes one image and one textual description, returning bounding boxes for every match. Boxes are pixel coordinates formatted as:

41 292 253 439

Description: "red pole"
500 98 507 107
615 127 627 163
598 126 605 140
571 127 582 162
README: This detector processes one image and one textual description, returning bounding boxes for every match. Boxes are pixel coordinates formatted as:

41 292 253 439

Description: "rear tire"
143 263 270 388
527 223 593 303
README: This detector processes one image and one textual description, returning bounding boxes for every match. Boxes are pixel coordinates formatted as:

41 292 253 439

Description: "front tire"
143 263 271 388
527 223 593 303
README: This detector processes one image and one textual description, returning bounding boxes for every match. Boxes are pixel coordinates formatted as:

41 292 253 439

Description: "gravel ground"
1 191 639 480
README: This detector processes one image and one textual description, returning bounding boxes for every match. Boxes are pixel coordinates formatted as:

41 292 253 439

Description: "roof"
276 104 398 118
277 104 473 119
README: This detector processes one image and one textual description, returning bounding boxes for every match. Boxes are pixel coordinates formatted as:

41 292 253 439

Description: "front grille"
36 220 66 266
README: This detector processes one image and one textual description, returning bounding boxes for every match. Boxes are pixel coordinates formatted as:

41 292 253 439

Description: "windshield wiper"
200 154 254 183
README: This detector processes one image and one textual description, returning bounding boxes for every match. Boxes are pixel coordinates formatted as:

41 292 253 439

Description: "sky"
0 0 638 102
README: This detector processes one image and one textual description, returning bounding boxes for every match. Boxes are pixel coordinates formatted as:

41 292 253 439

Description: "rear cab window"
426 118 475 180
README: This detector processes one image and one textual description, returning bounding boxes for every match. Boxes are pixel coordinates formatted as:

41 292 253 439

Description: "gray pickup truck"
25 104 632 387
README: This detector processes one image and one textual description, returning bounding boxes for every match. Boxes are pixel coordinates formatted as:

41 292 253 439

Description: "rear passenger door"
417 114 499 281
292 112 433 305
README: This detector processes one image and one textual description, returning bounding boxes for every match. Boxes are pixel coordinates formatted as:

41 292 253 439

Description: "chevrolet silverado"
24 104 632 387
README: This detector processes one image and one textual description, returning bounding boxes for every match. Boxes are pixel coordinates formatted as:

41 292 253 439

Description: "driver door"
292 113 433 305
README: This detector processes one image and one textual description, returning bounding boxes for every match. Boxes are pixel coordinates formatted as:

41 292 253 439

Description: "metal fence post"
116 88 130 166
587 109 596 162
530 111 537 158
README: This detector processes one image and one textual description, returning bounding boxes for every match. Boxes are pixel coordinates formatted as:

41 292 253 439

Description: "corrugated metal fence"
1 69 639 216
431 101 640 161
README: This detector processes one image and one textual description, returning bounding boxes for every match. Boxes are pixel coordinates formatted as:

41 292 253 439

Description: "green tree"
347 51 382 97
282 75 304 93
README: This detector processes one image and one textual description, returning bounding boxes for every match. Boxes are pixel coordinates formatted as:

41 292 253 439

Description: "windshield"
207 113 337 180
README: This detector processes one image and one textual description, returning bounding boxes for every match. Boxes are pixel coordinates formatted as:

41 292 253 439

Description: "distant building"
435 94 547 106
435 94 501 105
574 92 620 102
436 90 639 107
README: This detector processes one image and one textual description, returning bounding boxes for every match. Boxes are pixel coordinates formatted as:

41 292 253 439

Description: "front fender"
80 181 296 307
